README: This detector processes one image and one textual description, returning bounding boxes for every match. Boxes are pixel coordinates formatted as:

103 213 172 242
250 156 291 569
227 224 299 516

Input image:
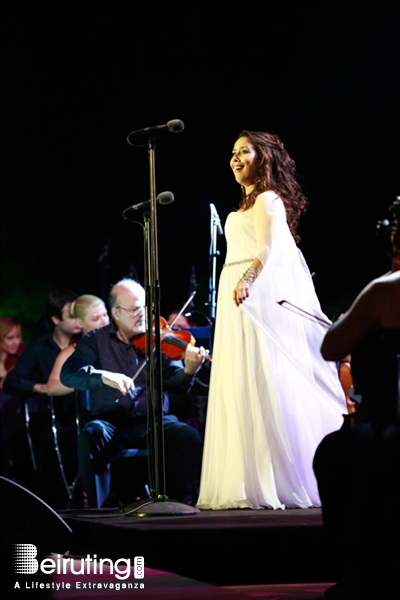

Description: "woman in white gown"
197 130 347 510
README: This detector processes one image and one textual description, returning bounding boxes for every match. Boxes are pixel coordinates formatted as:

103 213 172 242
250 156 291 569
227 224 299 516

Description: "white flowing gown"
197 192 347 510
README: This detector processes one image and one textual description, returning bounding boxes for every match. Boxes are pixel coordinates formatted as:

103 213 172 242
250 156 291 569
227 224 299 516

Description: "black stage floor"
1 477 337 598
58 503 332 587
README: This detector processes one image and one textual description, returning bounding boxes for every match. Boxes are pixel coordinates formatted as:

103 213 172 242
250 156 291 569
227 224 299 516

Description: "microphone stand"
208 204 223 321
121 135 199 517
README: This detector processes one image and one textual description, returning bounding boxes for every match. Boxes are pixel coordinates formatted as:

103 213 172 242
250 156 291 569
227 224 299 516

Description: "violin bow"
169 291 196 328
277 300 332 329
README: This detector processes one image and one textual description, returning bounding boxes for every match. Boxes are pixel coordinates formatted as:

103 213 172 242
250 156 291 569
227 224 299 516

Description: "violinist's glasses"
116 306 143 317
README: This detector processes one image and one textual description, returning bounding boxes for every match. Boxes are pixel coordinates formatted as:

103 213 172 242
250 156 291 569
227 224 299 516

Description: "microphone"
210 203 224 235
127 119 184 144
123 192 174 215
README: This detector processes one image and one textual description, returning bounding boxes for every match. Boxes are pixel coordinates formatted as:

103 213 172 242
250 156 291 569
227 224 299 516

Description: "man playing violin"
60 278 206 507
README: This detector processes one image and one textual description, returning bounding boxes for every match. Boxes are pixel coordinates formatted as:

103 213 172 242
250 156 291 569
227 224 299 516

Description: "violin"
338 356 356 414
132 316 212 362
68 332 83 347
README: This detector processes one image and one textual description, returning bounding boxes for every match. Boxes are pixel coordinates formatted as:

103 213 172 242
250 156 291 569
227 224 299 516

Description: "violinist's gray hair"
108 279 145 309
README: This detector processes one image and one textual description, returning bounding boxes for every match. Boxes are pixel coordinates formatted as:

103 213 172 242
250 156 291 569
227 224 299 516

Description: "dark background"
1 1 399 340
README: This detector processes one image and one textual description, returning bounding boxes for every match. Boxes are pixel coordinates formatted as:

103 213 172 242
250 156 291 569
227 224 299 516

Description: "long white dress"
197 191 347 510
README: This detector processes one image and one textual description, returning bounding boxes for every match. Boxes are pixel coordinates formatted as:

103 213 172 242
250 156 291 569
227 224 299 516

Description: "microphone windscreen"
167 120 185 133
157 191 175 205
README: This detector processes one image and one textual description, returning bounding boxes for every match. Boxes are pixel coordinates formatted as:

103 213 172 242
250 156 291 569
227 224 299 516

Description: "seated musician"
314 255 400 600
60 278 206 507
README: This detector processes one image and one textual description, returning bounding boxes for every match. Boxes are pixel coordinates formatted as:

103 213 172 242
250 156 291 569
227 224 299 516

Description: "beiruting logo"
12 545 145 591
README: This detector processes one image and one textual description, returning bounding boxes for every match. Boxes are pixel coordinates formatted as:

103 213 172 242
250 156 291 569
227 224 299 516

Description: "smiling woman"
230 140 261 190
197 130 347 511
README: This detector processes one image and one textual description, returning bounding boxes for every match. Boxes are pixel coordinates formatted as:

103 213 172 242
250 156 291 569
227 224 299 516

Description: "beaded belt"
223 258 253 268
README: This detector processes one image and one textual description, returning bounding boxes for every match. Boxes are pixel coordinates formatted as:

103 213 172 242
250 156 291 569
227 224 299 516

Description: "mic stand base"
57 497 200 519
119 497 200 517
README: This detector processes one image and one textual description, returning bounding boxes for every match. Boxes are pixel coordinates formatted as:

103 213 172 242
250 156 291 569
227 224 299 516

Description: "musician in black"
314 269 400 599
61 278 205 507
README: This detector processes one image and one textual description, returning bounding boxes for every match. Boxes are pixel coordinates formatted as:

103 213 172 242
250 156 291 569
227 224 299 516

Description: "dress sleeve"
252 192 286 265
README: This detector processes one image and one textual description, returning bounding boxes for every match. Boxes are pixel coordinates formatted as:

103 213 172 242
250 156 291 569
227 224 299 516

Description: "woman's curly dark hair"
237 130 307 243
